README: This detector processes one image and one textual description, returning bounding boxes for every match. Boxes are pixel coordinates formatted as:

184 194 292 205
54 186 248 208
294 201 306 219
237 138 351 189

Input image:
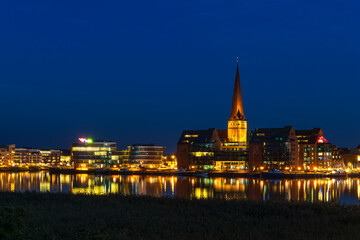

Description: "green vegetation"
0 192 360 240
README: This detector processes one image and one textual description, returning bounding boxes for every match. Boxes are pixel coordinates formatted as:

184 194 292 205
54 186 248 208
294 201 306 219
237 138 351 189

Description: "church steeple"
229 61 245 121
227 59 247 144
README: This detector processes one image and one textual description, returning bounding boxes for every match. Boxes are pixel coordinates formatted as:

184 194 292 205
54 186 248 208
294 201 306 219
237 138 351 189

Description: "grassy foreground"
1 193 360 240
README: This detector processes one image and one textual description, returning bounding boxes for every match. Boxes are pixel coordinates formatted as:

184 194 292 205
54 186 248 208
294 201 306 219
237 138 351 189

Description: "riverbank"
0 192 360 240
2 166 360 179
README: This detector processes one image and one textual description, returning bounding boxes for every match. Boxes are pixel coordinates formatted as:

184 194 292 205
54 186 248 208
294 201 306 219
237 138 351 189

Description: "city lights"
79 138 93 143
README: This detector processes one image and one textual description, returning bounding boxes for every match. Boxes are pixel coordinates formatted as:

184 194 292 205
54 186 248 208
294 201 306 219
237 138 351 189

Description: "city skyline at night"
2 2 360 239
1 1 359 153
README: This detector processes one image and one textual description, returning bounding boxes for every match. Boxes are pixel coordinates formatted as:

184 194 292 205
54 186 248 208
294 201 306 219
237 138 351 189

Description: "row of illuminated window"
94 152 108 156
184 135 198 138
297 135 308 138
73 156 111 159
223 143 240 146
72 147 112 152
111 156 130 160
129 156 162 160
191 152 214 157
76 160 112 164
130 152 163 155
223 148 245 152
263 161 286 165
318 152 331 156
131 148 164 152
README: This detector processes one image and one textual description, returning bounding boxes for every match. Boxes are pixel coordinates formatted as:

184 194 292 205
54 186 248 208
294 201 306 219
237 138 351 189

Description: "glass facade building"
71 139 117 170
129 144 164 168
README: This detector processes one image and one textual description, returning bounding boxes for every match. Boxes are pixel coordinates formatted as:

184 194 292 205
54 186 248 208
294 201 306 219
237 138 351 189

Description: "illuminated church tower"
228 61 247 143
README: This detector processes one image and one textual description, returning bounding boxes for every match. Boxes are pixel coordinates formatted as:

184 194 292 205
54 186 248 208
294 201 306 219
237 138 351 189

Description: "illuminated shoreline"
1 167 360 179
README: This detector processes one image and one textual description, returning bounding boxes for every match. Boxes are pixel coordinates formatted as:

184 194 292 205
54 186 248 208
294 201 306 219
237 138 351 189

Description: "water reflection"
1 172 360 204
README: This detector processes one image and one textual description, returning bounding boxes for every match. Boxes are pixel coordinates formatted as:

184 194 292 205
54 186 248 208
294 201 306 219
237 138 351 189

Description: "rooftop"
250 126 294 143
178 128 218 144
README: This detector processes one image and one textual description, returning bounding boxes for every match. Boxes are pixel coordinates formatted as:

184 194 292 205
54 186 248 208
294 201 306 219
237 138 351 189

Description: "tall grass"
0 192 359 240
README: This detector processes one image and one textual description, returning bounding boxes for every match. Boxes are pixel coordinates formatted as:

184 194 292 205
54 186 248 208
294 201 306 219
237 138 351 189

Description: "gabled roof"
178 128 218 144
296 128 324 144
216 129 228 142
295 128 322 136
250 126 294 143
339 148 360 155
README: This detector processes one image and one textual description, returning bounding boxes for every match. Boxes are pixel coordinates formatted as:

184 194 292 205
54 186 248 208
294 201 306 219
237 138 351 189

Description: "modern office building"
112 147 131 168
2 146 66 166
129 144 164 168
60 149 71 166
296 128 333 170
14 148 42 166
0 144 15 166
40 149 62 165
249 126 299 171
71 138 117 170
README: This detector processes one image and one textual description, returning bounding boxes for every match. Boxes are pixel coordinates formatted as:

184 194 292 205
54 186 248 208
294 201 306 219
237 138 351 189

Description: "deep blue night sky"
1 1 359 153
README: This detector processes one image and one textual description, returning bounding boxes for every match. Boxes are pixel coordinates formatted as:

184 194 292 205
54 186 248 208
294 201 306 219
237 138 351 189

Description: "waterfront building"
332 145 344 168
71 138 117 170
226 63 247 145
216 63 248 170
129 144 164 168
296 128 333 170
60 149 71 166
112 147 131 168
339 148 360 169
249 126 299 171
316 140 333 170
0 144 15 166
177 128 221 170
14 148 42 166
40 149 62 165
177 62 249 170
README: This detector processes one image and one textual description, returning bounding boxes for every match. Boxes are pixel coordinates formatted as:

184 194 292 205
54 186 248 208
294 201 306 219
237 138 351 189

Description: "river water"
1 171 360 204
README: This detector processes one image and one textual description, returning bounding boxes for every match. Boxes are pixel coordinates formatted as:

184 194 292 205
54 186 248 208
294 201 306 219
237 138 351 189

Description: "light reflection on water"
1 172 360 204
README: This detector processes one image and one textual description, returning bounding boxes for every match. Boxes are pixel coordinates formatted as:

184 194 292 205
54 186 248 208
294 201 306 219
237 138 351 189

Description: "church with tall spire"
177 60 337 172
227 62 247 144
176 60 249 170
